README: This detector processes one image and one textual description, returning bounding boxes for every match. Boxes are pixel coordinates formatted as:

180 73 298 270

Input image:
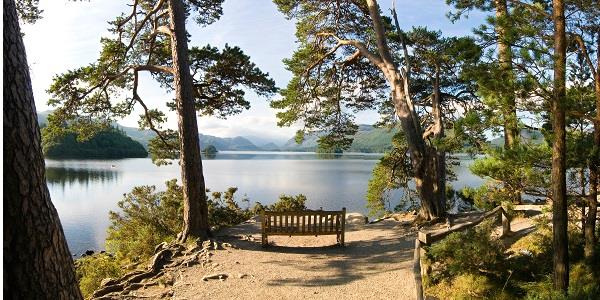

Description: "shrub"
425 219 508 284
207 187 252 229
428 274 512 300
106 180 182 263
106 180 252 264
267 194 307 212
523 263 599 300
75 253 123 299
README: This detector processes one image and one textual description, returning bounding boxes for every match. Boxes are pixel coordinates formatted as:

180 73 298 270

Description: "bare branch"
365 0 395 67
572 33 597 79
132 70 174 149
316 32 384 68
153 25 174 37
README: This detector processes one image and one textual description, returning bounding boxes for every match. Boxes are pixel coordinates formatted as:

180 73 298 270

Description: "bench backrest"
262 208 346 235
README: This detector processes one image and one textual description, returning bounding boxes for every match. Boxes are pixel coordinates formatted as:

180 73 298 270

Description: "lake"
45 151 485 255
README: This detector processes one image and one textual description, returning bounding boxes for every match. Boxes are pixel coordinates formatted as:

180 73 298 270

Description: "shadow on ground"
215 219 415 288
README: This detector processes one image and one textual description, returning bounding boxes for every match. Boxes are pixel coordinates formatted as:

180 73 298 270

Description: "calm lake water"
45 151 485 255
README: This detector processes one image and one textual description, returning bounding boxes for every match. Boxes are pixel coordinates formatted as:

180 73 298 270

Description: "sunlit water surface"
46 151 484 255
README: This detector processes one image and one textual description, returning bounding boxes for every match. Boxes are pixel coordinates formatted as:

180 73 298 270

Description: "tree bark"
3 0 83 298
168 0 210 241
367 0 446 220
495 0 522 205
584 33 600 260
432 65 447 214
495 0 518 150
551 0 569 292
391 78 445 220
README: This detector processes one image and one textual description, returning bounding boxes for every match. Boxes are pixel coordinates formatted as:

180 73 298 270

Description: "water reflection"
202 151 381 160
46 167 119 186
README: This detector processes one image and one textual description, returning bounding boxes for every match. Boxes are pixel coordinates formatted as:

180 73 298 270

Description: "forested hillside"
43 129 148 159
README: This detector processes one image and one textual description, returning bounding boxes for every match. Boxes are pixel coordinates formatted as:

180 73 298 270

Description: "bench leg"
262 234 268 248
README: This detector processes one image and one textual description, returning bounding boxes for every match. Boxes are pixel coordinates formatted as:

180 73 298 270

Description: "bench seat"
261 208 346 247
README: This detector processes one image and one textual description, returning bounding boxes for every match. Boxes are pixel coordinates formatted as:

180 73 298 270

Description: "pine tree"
46 0 276 240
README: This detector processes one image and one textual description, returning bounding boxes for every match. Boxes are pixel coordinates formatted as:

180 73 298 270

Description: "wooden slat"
264 210 344 216
318 214 322 234
302 215 306 233
261 209 347 236
330 214 334 232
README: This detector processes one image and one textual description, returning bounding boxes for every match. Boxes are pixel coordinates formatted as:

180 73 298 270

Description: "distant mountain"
243 135 287 148
200 134 259 151
349 125 397 153
116 125 156 149
112 127 262 151
37 110 50 126
490 129 545 147
281 125 397 153
260 142 280 151
37 111 399 153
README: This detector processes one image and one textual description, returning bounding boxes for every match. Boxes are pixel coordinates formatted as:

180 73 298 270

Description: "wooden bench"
261 208 346 247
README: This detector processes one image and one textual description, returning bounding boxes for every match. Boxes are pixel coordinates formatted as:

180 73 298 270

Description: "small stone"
235 261 240 264
202 273 229 281
201 240 213 250
238 273 247 279
346 213 368 225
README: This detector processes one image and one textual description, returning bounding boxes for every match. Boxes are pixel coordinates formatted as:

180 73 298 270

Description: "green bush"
75 254 123 299
428 274 512 300
425 219 508 284
207 187 252 229
523 263 599 300
266 194 307 212
106 180 252 264
106 180 182 263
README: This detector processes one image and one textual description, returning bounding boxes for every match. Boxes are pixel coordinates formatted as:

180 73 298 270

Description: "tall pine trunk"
495 0 518 150
585 36 600 259
168 0 210 241
3 0 82 298
551 0 569 292
495 0 521 204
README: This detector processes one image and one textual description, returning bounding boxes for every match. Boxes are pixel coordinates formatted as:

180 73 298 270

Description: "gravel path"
139 217 418 299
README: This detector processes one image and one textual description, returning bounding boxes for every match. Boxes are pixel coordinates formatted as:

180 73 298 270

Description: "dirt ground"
136 217 418 300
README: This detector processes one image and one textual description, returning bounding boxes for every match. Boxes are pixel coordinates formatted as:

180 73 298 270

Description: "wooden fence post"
501 209 511 236
414 238 424 300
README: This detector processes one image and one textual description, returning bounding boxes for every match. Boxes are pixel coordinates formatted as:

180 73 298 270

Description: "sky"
22 0 486 145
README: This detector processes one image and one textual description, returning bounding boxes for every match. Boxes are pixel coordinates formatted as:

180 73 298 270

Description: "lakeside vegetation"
42 128 148 159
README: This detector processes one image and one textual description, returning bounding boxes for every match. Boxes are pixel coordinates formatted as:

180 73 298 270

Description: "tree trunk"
585 37 600 259
495 0 522 205
432 65 447 213
168 0 210 241
3 0 83 298
391 79 445 220
495 0 518 151
551 0 569 292
366 0 445 220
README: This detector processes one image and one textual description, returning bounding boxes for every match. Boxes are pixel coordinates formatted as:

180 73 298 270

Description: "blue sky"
22 0 486 144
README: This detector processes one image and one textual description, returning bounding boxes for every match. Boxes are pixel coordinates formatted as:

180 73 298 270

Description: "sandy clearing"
136 218 418 300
